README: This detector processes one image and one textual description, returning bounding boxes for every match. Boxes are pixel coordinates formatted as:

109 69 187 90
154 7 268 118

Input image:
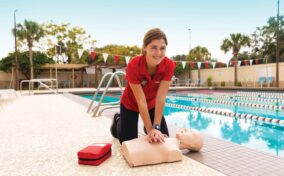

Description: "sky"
0 0 283 62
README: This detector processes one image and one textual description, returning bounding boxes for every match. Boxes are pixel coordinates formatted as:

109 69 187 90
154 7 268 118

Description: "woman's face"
143 38 167 68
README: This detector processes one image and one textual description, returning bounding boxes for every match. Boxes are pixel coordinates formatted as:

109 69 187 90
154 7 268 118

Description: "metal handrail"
87 71 126 117
86 72 113 112
20 79 58 95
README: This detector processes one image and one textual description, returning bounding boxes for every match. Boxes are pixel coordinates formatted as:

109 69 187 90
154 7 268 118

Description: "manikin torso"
121 130 203 167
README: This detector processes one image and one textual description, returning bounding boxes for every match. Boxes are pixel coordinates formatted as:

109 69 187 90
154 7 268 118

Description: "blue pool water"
164 106 284 157
165 94 284 157
80 94 120 103
166 95 284 120
80 92 284 157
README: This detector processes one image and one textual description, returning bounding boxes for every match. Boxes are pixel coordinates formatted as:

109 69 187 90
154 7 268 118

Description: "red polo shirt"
121 55 175 112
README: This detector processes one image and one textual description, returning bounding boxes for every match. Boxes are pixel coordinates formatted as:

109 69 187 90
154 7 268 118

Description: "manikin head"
176 129 204 151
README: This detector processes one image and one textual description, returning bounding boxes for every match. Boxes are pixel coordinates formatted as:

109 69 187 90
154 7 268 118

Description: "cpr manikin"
121 129 203 167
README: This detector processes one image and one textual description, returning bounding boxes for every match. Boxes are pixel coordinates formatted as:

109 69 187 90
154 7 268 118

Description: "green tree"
13 20 45 80
0 51 54 79
221 33 250 86
187 46 211 83
171 55 187 76
0 54 14 73
253 16 284 63
94 44 141 65
187 46 211 61
43 23 97 64
250 29 262 59
172 54 187 61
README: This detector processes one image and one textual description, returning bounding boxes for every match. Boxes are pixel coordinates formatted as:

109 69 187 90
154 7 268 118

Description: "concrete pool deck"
69 91 284 176
0 93 225 176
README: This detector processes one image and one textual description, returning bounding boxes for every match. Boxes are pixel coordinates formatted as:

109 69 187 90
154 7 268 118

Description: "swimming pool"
80 91 284 157
165 91 284 157
80 93 120 103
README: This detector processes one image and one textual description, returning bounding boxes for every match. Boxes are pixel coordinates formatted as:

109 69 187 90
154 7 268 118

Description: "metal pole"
266 57 268 85
188 28 192 82
276 0 280 87
188 28 191 53
54 46 58 83
58 46 61 83
14 9 19 90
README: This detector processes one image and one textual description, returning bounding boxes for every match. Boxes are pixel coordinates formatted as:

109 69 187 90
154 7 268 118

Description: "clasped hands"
147 129 165 143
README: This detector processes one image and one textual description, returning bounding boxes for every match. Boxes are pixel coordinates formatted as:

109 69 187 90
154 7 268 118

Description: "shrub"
207 76 212 87
221 81 225 87
236 81 242 87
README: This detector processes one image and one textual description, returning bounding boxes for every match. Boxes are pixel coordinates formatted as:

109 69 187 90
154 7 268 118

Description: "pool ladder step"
87 71 125 117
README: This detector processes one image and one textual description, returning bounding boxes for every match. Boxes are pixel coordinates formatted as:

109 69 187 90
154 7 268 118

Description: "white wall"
190 63 284 87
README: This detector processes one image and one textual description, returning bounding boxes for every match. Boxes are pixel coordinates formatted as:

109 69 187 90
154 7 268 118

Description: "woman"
111 28 175 144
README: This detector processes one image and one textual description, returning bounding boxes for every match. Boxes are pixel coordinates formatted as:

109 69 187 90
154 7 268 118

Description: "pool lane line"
165 102 284 126
167 96 284 111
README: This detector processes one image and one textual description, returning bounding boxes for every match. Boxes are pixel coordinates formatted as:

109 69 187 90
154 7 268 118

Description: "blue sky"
0 0 282 62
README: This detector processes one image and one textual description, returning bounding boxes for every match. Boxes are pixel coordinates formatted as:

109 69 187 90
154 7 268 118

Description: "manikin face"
176 129 204 151
143 38 167 68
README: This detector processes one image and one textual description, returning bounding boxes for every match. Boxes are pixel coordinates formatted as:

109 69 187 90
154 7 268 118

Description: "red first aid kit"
77 143 112 166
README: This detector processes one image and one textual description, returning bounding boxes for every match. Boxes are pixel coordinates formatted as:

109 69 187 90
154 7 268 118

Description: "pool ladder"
87 71 125 117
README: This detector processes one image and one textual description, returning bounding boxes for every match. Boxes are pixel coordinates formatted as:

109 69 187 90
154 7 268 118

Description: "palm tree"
13 20 44 80
188 46 211 85
188 46 210 60
221 33 250 86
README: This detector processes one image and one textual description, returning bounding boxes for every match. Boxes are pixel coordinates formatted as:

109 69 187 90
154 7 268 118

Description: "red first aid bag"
77 143 112 166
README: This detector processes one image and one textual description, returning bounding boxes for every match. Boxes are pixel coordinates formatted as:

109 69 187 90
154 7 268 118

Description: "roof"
41 63 126 70
42 64 88 69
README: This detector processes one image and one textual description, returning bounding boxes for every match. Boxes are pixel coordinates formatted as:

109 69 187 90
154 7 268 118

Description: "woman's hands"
147 129 165 143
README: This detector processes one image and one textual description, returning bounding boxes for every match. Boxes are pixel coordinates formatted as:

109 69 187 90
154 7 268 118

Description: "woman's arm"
145 80 171 143
129 83 165 143
154 80 171 126
129 83 153 134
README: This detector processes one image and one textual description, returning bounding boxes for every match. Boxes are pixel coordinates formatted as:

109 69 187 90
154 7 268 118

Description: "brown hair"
142 28 168 55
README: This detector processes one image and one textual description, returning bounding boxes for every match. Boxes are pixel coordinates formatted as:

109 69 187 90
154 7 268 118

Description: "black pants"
117 104 169 143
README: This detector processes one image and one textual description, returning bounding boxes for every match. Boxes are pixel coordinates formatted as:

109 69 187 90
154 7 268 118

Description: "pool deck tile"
185 135 284 176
